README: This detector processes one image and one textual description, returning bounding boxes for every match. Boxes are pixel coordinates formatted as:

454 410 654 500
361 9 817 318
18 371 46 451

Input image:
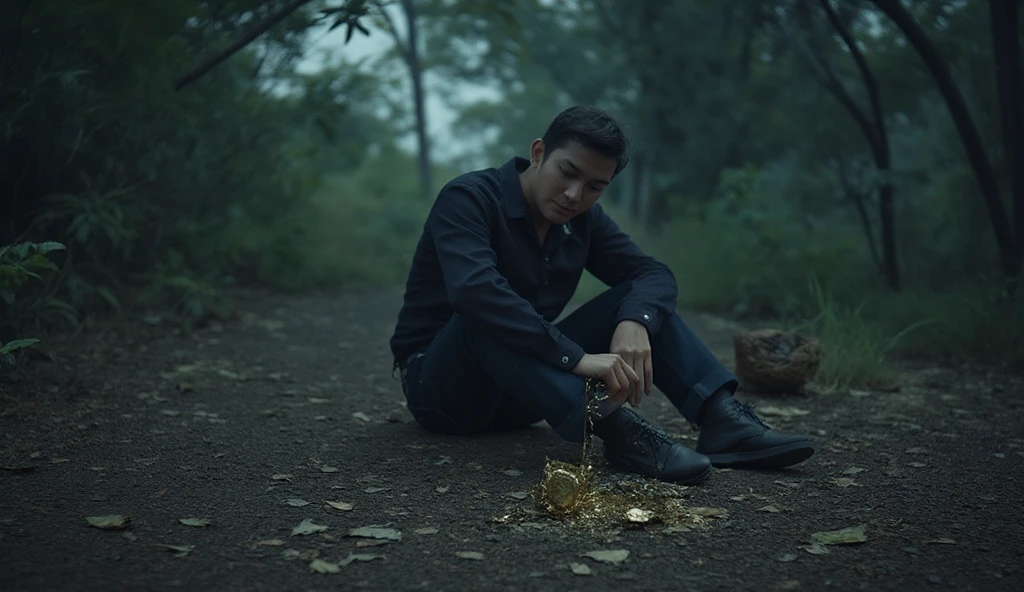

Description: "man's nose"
564 181 581 201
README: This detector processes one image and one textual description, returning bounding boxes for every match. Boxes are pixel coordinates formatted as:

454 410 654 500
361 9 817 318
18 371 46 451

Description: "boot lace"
731 399 771 430
628 413 676 448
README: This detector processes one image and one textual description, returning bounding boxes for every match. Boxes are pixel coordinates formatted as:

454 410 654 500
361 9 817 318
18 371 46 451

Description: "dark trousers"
400 282 739 442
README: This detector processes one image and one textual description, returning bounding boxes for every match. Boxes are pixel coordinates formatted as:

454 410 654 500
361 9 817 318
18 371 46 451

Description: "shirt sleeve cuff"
616 301 664 336
549 334 586 370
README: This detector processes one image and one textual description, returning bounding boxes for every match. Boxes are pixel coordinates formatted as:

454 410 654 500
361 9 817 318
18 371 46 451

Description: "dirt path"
2 288 1022 591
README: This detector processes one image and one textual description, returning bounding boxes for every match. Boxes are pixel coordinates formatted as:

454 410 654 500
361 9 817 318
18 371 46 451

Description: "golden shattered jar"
536 460 592 515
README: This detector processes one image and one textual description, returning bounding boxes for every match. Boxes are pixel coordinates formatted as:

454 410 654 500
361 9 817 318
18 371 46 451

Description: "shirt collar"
499 157 531 219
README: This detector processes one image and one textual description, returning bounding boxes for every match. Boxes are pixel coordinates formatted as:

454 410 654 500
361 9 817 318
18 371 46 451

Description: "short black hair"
541 105 630 177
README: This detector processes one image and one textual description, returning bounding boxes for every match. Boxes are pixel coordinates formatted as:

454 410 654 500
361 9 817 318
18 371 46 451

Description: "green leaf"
0 339 40 355
37 242 66 254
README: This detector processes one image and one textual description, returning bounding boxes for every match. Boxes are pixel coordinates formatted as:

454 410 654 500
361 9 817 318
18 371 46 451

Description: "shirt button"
643 313 651 321
561 355 569 364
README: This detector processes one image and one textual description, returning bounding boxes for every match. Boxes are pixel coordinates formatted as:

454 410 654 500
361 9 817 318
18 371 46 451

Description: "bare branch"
174 0 313 91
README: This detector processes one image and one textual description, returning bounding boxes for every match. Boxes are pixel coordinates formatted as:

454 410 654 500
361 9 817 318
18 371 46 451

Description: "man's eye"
560 168 573 177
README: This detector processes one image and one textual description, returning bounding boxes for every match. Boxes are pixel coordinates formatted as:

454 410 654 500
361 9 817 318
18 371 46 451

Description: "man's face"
529 141 617 226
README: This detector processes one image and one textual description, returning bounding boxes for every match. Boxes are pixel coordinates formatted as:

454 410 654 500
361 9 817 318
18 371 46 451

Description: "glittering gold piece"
492 378 727 532
626 508 653 523
536 460 591 515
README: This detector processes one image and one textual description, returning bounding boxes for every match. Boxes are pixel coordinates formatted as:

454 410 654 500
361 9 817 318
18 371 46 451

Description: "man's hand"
609 320 653 407
571 353 639 404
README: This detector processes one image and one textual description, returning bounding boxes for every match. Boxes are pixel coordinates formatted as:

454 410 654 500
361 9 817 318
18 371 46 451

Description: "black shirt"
389 156 678 371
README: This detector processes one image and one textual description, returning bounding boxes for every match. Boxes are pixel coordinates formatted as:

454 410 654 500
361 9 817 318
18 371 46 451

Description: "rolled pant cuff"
680 368 739 424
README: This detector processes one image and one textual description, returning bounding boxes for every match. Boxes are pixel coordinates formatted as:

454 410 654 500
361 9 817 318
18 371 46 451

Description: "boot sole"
704 441 815 469
606 459 714 486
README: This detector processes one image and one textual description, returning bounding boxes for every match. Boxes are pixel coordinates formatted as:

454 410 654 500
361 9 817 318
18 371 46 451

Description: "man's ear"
529 139 545 167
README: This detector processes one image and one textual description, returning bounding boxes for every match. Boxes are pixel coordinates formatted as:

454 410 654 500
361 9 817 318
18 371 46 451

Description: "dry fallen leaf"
758 505 783 513
356 539 390 548
456 551 484 560
178 518 211 527
348 526 402 541
285 499 311 507
843 467 867 475
503 469 523 477
352 412 372 422
757 406 810 417
271 474 293 482
582 550 629 565
292 519 329 536
320 466 341 474
156 544 195 556
507 491 530 500
339 553 384 566
811 524 868 545
414 527 438 535
85 515 131 530
831 478 861 488
364 487 389 494
309 559 340 574
254 539 285 547
570 562 593 576
926 538 957 545
325 501 354 511
435 486 449 493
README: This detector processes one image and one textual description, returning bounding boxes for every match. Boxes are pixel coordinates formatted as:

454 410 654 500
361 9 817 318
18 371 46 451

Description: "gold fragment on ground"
496 379 722 531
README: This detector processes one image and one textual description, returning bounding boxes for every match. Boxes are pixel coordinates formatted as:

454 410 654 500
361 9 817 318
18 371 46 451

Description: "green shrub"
785 275 937 391
0 241 71 372
869 282 1024 369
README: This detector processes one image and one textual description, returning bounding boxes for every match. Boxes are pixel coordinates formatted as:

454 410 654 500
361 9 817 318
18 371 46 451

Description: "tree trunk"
401 0 433 201
989 0 1023 271
872 0 1019 278
819 0 899 290
175 0 313 91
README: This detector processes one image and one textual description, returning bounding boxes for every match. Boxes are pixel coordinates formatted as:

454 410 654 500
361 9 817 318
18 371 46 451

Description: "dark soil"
2 288 1023 591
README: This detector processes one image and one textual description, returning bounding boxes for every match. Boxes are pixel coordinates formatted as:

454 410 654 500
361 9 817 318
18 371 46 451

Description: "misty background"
1 0 1022 385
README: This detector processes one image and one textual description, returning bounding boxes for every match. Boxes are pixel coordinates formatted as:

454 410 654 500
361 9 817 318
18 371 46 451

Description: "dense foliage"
1 0 1021 379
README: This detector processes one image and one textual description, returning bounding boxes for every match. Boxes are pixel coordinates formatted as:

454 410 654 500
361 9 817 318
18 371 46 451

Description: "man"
390 106 814 485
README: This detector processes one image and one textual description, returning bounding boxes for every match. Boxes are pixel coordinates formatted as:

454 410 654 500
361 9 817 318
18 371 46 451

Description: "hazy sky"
295 9 500 163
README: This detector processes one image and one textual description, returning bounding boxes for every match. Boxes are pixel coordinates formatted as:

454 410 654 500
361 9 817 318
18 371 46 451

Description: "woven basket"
733 329 822 393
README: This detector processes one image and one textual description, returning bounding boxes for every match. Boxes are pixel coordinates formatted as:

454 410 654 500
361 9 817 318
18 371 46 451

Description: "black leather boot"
594 407 713 485
696 393 815 469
